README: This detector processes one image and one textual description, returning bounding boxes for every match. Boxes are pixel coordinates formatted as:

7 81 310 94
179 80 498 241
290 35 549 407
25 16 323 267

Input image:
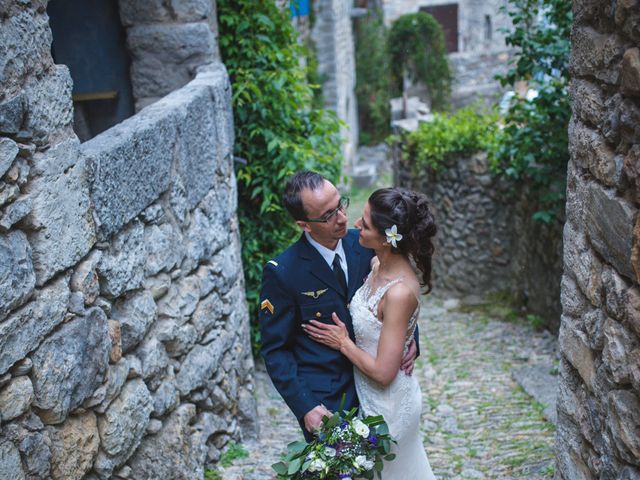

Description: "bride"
303 187 437 480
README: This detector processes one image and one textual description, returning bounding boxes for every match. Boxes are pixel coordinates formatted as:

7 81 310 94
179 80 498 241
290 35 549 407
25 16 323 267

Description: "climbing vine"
387 12 452 111
488 0 572 222
217 0 342 352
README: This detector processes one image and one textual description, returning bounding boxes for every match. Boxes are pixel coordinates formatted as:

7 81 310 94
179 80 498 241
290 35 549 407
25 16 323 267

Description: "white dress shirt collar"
304 232 349 282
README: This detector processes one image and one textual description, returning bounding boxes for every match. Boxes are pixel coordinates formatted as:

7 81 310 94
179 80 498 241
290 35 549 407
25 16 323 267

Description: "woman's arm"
303 284 417 386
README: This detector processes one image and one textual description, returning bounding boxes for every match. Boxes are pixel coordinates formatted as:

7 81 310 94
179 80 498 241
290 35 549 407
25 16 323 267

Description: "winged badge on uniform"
301 288 328 299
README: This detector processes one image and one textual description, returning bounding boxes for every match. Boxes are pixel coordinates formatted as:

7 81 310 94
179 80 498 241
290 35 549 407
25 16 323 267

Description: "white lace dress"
351 276 436 480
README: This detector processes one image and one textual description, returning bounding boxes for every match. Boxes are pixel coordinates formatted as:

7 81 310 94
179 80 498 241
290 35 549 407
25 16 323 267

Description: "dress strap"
367 277 404 313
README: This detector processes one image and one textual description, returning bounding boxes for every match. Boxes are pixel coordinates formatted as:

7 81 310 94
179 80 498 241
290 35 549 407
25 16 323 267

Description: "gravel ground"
214 296 558 480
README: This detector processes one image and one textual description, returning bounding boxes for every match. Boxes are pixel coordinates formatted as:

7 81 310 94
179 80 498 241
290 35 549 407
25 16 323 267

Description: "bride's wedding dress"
351 276 436 480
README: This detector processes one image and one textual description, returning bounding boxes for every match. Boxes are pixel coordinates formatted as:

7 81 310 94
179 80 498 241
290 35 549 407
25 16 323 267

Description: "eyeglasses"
305 197 350 223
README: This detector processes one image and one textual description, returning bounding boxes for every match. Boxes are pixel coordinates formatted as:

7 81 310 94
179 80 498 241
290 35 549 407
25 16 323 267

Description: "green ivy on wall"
387 12 452 111
488 0 572 222
217 0 343 353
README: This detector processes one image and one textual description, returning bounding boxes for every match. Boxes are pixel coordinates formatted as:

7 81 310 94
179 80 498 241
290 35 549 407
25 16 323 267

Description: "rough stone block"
94 358 129 414
156 275 200 322
46 411 100 480
110 289 157 353
127 404 203 479
144 222 184 276
0 275 69 375
70 250 102 305
570 79 606 127
31 307 110 424
173 80 219 210
96 220 145 297
176 341 226 395
0 10 53 96
23 66 74 143
25 140 96 286
135 337 169 382
602 267 631 322
607 390 640 464
563 221 603 307
622 48 640 96
194 63 235 165
170 0 212 21
0 230 35 320
127 23 216 99
95 378 152 477
0 93 26 135
619 97 640 147
623 145 640 205
559 316 597 390
602 318 639 384
615 0 640 43
152 374 179 417
584 183 636 282
0 375 33 422
190 291 223 337
569 119 619 186
118 0 170 27
108 320 122 363
571 27 625 85
0 195 32 231
0 441 26 480
0 137 18 177
84 106 178 241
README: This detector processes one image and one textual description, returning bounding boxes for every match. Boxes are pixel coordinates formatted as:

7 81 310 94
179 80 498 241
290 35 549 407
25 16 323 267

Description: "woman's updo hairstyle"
368 187 437 293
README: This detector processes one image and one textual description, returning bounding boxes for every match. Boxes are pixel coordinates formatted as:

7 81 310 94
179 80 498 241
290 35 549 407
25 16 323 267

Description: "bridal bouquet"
272 405 396 479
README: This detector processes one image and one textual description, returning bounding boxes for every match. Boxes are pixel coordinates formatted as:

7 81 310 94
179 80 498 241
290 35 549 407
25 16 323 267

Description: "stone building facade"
311 0 359 169
556 0 640 478
381 0 513 107
0 1 256 479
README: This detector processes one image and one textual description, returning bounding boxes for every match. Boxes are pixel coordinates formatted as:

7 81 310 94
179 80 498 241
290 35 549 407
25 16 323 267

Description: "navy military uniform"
259 229 374 437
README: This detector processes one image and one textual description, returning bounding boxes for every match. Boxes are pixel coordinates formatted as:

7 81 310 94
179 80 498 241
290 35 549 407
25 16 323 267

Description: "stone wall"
396 151 563 329
556 0 640 478
311 0 359 169
449 49 512 108
0 1 256 479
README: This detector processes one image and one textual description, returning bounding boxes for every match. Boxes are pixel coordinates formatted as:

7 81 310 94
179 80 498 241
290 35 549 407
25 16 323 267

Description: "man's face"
297 180 348 248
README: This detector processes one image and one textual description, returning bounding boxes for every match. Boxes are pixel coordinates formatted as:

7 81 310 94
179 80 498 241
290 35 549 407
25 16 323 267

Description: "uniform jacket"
259 229 375 422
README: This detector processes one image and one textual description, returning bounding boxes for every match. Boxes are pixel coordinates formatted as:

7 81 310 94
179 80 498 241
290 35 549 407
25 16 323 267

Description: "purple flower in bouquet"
368 434 378 446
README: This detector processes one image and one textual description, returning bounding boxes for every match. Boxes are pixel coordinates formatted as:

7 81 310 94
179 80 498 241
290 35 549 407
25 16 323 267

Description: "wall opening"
484 14 492 43
419 3 459 53
47 0 135 142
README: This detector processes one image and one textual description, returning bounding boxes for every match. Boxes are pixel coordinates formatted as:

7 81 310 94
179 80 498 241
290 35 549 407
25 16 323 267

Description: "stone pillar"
119 0 220 110
557 1 640 478
312 0 359 168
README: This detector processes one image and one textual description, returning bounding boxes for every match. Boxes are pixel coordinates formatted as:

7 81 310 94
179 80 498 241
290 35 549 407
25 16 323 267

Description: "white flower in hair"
385 224 403 248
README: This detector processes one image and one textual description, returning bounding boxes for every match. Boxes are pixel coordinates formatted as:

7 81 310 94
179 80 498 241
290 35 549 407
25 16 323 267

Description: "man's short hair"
283 171 327 220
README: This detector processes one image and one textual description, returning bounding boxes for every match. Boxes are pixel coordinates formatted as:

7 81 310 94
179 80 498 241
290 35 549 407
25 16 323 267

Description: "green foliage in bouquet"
217 0 343 354
272 406 396 479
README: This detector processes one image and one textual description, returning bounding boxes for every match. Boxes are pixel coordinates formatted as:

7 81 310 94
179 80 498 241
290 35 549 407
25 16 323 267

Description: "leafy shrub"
488 0 572 222
387 12 452 111
394 107 498 173
217 0 343 353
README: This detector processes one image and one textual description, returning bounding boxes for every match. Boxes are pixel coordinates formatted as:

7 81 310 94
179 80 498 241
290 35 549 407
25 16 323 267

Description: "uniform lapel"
298 234 346 298
344 232 362 300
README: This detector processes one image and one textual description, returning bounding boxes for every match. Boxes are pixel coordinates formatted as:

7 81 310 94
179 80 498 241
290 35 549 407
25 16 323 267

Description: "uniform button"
316 312 322 318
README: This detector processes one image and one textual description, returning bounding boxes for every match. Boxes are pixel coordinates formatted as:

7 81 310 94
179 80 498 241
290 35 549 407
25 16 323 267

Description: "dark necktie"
332 253 347 296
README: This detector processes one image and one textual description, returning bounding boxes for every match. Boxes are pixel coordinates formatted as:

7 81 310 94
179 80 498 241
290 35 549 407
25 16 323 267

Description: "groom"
259 171 417 439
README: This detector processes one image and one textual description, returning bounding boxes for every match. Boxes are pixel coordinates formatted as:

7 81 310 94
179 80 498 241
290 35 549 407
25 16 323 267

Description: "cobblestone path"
216 297 558 479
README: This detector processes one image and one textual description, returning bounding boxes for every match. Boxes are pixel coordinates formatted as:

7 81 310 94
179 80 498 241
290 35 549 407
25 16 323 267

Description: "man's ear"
296 220 311 233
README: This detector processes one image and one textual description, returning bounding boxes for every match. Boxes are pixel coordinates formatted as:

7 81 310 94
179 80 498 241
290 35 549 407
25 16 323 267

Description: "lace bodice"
349 273 435 479
351 274 419 358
